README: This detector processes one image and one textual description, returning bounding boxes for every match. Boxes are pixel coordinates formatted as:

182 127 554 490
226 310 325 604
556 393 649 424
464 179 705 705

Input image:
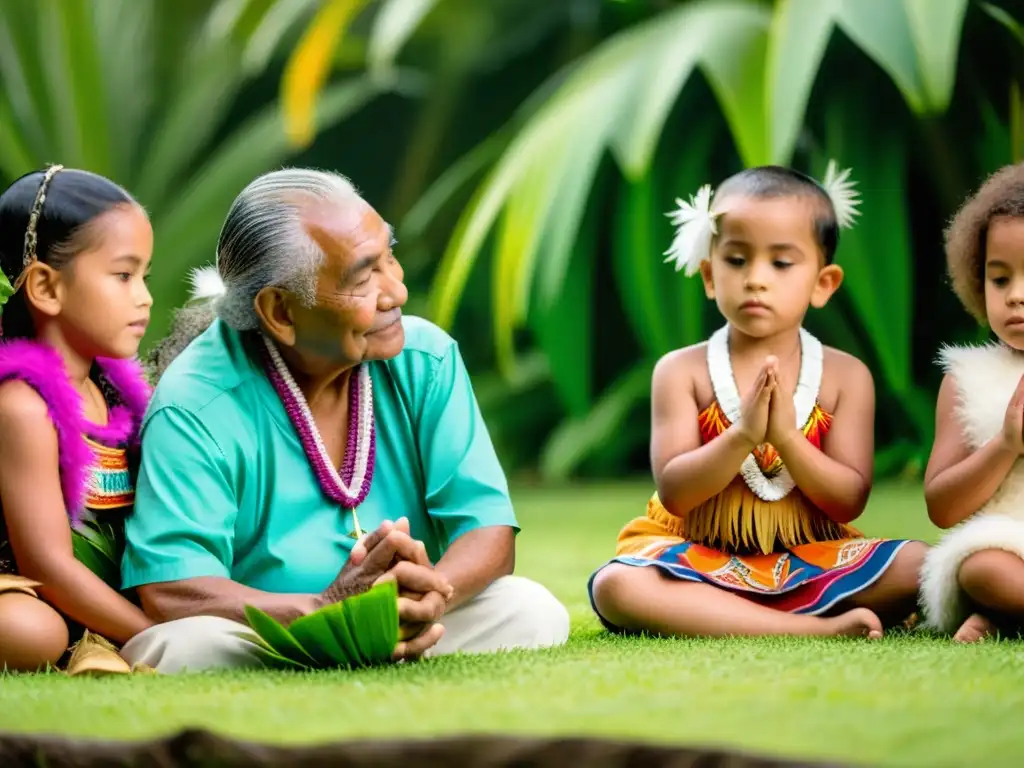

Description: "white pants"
120 576 569 674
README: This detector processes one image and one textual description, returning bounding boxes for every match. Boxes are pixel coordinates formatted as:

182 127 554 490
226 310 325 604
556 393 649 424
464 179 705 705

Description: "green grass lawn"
4 481 1024 767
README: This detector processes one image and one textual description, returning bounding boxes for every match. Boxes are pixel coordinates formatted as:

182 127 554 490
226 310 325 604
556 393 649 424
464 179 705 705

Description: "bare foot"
953 613 995 644
827 607 884 639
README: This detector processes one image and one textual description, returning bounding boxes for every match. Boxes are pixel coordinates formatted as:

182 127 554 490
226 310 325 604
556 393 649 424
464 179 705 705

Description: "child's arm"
653 349 773 516
769 352 873 524
0 382 152 645
923 374 1023 529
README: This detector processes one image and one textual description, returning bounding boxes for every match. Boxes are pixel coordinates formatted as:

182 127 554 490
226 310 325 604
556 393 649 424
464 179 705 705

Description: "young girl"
0 165 155 672
588 163 926 638
921 162 1024 643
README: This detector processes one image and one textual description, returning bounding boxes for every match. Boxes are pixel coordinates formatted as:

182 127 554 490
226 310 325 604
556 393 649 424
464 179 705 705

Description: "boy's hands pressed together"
735 356 777 449
766 362 800 451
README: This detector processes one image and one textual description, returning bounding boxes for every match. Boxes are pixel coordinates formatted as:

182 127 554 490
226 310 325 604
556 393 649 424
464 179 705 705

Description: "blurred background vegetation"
1 0 1021 483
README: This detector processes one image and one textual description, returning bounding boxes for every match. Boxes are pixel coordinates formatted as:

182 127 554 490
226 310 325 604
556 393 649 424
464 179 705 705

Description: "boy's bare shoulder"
653 342 709 383
821 346 873 381
820 347 874 409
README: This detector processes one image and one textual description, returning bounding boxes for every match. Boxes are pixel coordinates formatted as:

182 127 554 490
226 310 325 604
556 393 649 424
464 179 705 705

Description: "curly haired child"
921 162 1024 643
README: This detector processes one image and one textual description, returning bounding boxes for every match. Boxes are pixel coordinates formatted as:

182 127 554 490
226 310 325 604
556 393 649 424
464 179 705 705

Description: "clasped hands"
735 355 799 452
319 518 451 661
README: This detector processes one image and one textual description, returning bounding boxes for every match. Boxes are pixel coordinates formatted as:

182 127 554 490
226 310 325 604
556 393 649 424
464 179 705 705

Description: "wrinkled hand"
390 587 448 661
1000 374 1024 455
735 357 777 448
766 366 798 451
320 518 451 608
355 518 452 660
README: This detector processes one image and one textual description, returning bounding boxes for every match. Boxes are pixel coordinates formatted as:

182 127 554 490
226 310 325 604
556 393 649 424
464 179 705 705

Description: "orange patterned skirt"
588 494 911 630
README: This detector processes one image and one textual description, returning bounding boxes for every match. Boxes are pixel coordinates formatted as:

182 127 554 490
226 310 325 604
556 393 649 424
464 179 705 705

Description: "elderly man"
119 168 569 673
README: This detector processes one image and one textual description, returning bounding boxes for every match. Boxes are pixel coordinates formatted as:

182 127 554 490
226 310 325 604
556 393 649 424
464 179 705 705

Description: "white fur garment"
920 343 1024 631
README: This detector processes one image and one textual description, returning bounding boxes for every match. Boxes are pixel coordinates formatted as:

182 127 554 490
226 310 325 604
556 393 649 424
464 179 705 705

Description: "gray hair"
200 168 362 330
144 168 363 381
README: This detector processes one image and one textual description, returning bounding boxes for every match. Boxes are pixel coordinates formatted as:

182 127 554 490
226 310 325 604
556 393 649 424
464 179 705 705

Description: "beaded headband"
9 164 64 295
663 160 861 276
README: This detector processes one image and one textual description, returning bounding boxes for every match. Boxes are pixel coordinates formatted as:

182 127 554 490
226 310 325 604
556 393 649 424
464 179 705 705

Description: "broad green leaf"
540 361 654 480
613 117 714 359
249 643 308 671
53 0 112 174
667 128 717 349
604 10 701 176
146 78 376 343
288 604 354 667
135 1 286 201
244 605 317 667
202 0 276 47
530 189 598 417
71 522 120 589
822 90 913 395
343 581 399 665
367 0 441 80
615 174 673 357
35 0 84 165
281 0 372 148
492 132 564 371
94 0 155 182
900 0 970 110
493 95 608 376
400 133 506 242
0 90 35 180
430 0 768 348
133 43 247 207
836 0 968 114
604 0 770 172
763 0 839 164
0 0 55 158
976 97 1013 171
340 600 368 666
242 0 321 75
326 599 362 663
429 142 539 331
700 10 770 166
247 582 396 670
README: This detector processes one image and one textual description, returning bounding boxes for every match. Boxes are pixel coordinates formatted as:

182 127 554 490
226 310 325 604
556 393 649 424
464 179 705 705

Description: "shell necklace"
261 335 374 537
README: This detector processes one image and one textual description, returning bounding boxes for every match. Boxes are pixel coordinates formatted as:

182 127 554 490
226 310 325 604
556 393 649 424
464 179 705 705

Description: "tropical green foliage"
2 0 1020 481
395 0 1020 479
0 0 376 342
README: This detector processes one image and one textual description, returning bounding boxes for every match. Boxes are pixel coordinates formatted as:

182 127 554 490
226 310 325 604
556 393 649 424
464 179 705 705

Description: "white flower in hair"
821 160 861 230
664 184 719 276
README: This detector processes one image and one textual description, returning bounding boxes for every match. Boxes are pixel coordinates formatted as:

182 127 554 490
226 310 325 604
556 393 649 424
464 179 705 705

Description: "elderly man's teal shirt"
122 316 518 594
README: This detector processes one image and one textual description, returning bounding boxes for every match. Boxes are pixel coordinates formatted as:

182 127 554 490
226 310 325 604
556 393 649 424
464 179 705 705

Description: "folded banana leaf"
244 580 399 670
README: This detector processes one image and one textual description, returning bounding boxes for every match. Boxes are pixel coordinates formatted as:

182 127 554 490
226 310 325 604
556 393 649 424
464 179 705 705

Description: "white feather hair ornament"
663 184 720 276
188 265 227 303
820 159 861 230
